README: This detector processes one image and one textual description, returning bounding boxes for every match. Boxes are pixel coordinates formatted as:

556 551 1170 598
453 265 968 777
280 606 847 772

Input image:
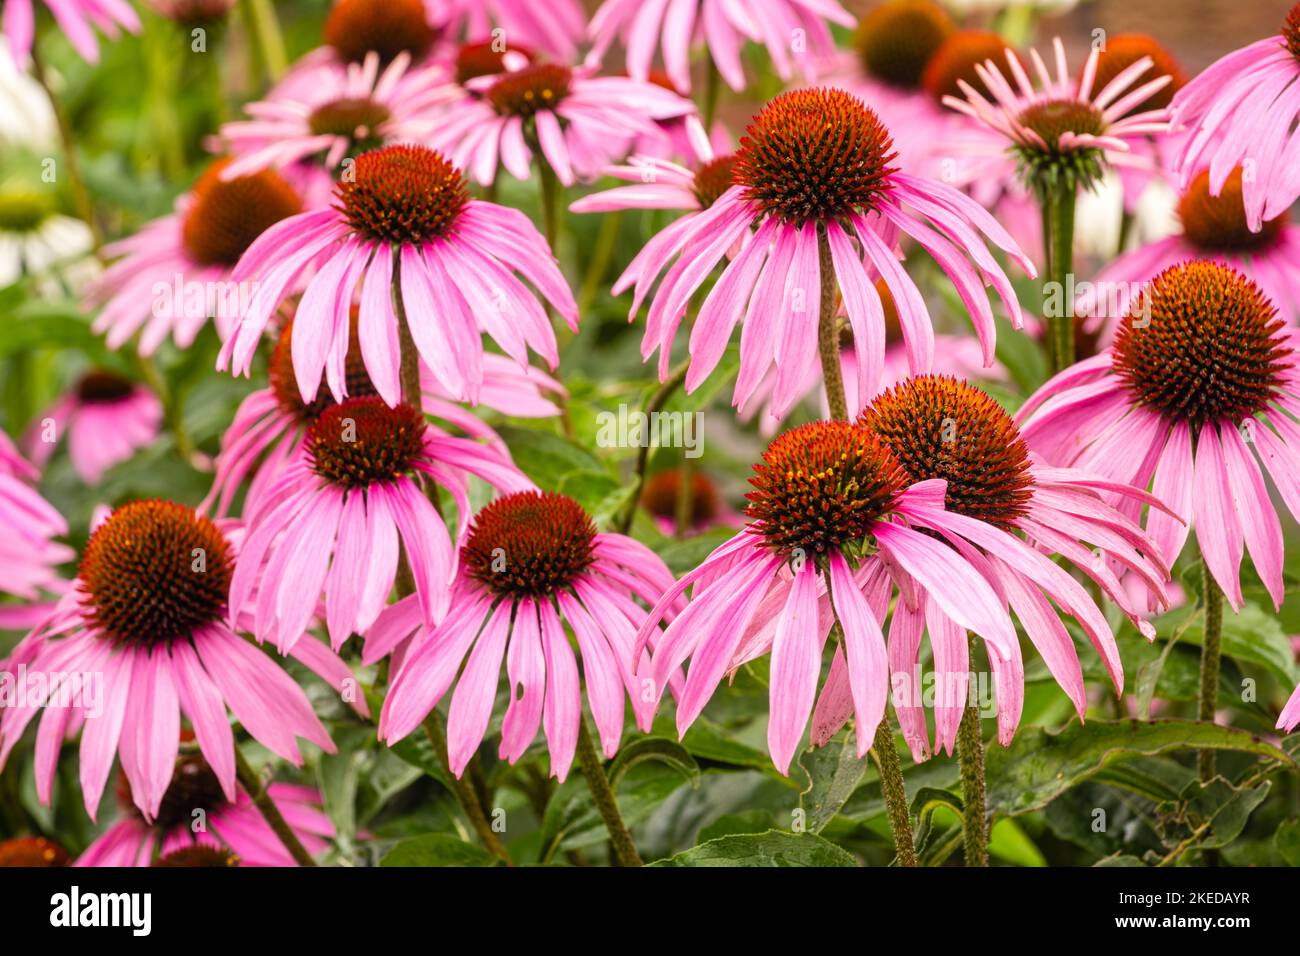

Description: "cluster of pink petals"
0 585 335 822
375 533 680 780
3 0 139 65
1170 30 1300 232
1018 340 1300 618
635 478 1020 773
27 380 162 486
0 430 72 612
623 163 1032 419
218 192 577 407
217 51 449 178
430 64 696 188
586 0 853 93
203 354 564 519
84 166 325 356
228 419 534 653
429 0 587 62
76 782 333 866
943 37 1172 168
570 122 718 218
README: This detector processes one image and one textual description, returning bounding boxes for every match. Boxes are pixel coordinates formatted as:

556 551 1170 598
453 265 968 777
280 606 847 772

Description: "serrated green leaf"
380 834 499 867
649 830 857 867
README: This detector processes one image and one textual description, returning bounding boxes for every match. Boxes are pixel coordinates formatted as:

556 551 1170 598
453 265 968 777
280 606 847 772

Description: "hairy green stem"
1198 557 1223 782
1042 182 1077 374
575 719 643 866
816 229 847 421
872 718 919 867
234 746 317 866
536 153 561 252
616 360 690 534
957 650 989 867
423 713 513 865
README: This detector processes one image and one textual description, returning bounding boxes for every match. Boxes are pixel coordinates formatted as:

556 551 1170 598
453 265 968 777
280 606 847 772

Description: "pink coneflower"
26 369 161 485
0 836 70 866
229 396 533 653
635 420 1022 774
145 0 237 24
587 0 853 93
77 756 332 867
377 491 677 780
1082 167 1300 337
819 375 1171 758
87 159 306 355
1169 4 1300 232
3 0 140 65
428 61 696 188
0 500 334 821
203 314 563 518
623 87 1032 419
1282 683 1300 733
218 144 577 406
0 429 72 614
216 51 449 179
1019 261 1300 613
942 36 1173 198
431 0 586 62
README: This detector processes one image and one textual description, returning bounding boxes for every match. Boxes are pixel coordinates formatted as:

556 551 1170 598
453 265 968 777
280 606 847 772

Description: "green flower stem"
577 209 623 317
575 718 643 866
872 718 919 867
234 746 317 866
616 359 690 534
1042 182 1078 374
673 454 696 537
1198 555 1224 782
957 637 989 866
818 236 917 866
702 57 722 131
536 153 562 252
816 228 848 421
239 0 287 83
423 712 514 865
28 46 99 249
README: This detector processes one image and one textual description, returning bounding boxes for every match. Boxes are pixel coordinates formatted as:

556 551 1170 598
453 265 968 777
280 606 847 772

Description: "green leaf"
984 719 1295 817
380 834 499 867
497 424 612 491
608 736 701 790
1153 777 1272 855
1275 820 1300 866
798 734 870 833
697 811 777 844
316 749 361 848
650 830 858 867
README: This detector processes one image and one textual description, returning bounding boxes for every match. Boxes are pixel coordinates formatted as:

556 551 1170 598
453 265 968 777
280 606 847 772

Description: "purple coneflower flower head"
622 87 1033 419
0 500 335 821
1169 4 1300 232
635 420 1022 774
218 144 578 407
942 36 1173 198
77 754 332 867
431 0 586 62
1082 167 1300 338
145 0 237 24
816 375 1172 759
640 468 743 536
587 0 853 94
87 159 306 355
203 313 563 518
377 491 678 781
26 369 161 485
428 60 696 188
1020 260 1300 614
217 51 450 179
0 429 73 608
3 0 140 65
229 396 533 652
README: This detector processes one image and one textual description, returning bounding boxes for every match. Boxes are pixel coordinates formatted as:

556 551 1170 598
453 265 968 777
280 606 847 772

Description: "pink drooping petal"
767 560 822 775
